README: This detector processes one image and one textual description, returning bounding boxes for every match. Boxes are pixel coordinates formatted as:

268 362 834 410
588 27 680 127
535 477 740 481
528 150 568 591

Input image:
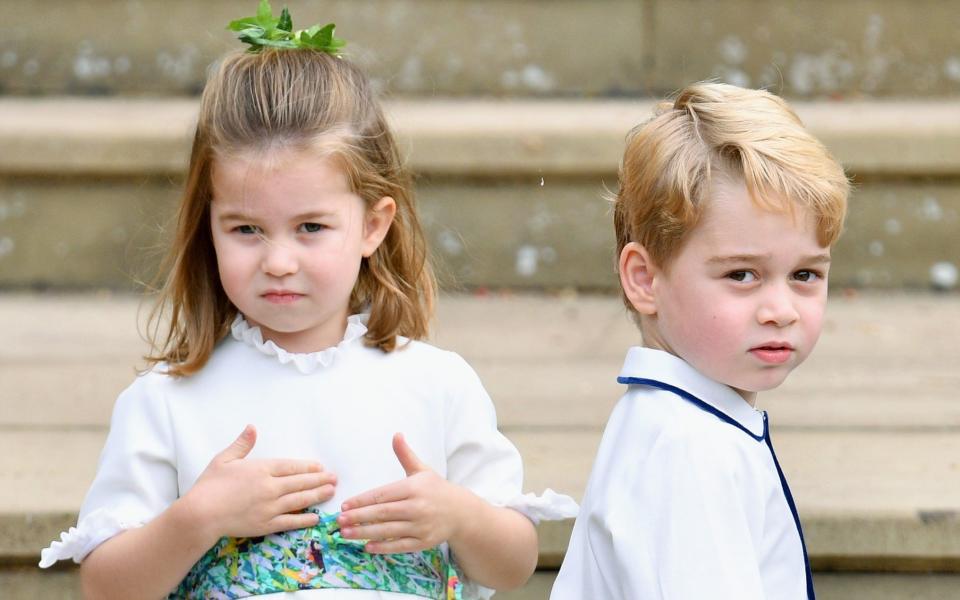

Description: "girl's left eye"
299 222 325 233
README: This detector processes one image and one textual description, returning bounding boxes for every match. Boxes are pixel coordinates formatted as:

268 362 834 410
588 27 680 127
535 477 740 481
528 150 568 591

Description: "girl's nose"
261 240 299 277
757 286 799 327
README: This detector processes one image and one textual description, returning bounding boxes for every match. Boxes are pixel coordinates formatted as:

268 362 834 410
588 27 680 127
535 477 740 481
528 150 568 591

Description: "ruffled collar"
230 313 369 375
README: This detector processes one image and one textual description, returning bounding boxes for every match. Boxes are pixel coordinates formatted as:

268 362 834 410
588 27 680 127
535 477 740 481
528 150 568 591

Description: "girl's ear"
361 196 397 257
619 242 659 315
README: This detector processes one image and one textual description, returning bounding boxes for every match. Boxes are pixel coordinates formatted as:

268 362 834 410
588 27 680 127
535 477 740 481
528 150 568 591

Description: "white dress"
41 314 576 599
551 347 813 600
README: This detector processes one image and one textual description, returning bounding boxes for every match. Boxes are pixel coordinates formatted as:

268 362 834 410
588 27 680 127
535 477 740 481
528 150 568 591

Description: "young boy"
550 83 849 600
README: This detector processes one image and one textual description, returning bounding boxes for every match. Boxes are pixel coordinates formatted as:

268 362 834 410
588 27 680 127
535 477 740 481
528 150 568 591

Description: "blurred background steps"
2 0 960 292
5 0 960 98
2 293 959 599
3 1 959 598
1 96 959 291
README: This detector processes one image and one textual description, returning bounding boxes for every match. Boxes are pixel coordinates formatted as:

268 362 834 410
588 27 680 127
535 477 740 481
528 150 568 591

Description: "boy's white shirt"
551 347 810 600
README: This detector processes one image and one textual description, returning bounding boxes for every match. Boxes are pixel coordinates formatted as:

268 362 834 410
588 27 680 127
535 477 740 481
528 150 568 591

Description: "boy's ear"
361 196 397 257
619 242 659 315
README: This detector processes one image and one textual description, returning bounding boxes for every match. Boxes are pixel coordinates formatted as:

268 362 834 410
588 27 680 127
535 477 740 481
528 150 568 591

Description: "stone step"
1 98 959 290
4 0 960 98
2 292 959 576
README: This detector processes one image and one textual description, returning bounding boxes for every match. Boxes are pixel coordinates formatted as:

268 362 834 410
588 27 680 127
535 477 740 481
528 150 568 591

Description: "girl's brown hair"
146 49 435 376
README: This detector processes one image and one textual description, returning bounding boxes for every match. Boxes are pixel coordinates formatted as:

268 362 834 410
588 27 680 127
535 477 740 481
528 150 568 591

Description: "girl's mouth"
262 291 304 304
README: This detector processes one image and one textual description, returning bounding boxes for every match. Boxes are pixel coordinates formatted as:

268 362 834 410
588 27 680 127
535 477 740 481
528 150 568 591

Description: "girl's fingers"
341 481 409 511
268 511 321 534
275 471 337 496
363 537 423 555
276 485 336 513
267 459 324 477
215 425 257 462
340 520 411 542
338 500 410 528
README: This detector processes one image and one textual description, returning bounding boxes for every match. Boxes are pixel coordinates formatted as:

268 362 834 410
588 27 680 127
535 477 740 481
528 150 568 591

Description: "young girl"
40 6 574 598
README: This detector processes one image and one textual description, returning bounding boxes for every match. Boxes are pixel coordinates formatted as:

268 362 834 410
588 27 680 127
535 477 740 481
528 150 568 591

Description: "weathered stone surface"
1 565 82 600
5 1 960 98
3 293 959 573
3 293 959 431
652 0 960 98
2 96 960 290
831 182 960 288
0 175 174 287
4 98 960 177
2 173 958 290
1 0 644 97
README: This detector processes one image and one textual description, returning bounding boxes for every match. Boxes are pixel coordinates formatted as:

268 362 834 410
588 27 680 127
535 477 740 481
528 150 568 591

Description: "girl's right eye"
234 225 259 235
299 222 325 233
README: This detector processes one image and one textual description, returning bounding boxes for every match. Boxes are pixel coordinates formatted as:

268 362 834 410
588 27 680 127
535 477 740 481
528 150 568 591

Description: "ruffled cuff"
499 488 579 525
457 490 577 599
38 508 144 568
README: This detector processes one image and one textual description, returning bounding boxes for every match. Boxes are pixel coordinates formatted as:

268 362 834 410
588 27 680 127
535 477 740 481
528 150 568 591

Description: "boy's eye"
234 225 260 235
299 222 325 233
727 270 757 283
793 270 822 282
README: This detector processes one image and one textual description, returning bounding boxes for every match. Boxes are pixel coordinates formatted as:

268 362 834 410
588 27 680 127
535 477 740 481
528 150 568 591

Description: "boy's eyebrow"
707 253 832 264
800 253 832 264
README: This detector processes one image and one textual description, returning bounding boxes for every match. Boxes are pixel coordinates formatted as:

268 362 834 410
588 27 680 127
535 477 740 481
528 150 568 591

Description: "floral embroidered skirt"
170 510 462 599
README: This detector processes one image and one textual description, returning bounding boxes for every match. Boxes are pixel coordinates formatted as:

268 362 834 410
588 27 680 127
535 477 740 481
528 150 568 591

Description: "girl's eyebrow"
215 210 252 223
215 210 335 223
290 211 336 221
707 253 832 264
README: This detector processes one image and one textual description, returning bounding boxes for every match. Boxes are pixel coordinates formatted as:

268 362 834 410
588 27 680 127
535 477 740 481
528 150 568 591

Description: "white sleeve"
441 353 524 508
440 353 577 520
39 372 179 567
440 353 576 600
585 429 766 600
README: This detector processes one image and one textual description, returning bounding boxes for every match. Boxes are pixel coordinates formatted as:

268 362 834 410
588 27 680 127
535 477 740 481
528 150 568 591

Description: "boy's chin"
730 372 793 396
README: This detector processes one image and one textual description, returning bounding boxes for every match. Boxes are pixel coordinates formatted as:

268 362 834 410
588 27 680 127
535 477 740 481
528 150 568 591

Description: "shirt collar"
230 313 369 375
618 347 766 439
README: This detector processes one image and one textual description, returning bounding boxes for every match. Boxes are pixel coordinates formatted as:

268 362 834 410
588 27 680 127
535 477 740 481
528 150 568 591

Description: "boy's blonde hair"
146 49 435 377
613 82 849 314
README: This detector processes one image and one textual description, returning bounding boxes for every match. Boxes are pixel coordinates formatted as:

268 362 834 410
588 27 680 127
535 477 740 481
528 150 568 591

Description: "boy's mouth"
749 343 794 364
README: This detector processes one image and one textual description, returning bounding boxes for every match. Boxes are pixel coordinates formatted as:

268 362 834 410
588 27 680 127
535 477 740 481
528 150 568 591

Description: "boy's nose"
261 241 299 277
757 286 799 327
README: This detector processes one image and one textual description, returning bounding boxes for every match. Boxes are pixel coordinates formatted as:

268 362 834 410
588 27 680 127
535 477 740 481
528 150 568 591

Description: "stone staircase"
3 1 960 598
2 96 959 291
2 293 960 599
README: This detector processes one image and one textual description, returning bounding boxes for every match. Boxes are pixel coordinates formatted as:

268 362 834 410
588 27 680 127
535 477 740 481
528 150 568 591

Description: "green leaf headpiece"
227 0 346 55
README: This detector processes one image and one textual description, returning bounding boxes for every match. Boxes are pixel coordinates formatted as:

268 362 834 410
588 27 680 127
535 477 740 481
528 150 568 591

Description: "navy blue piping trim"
765 424 816 600
618 376 815 600
617 377 764 441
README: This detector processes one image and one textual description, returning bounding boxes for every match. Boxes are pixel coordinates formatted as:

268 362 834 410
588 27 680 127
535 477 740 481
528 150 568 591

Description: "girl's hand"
338 433 470 554
183 425 337 542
